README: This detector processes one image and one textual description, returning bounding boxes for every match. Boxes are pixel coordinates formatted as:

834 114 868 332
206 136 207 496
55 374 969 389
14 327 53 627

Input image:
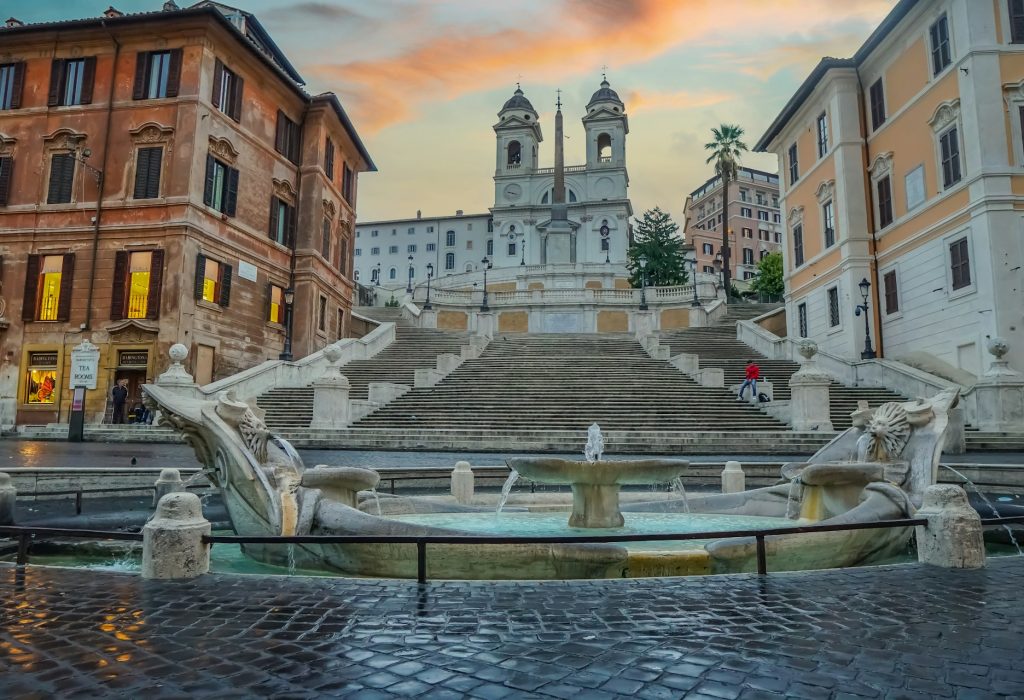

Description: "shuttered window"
342 163 353 202
929 14 952 75
275 111 300 163
111 250 164 320
202 154 238 216
193 254 232 306
324 139 335 180
47 153 76 204
0 156 13 206
949 238 971 291
0 62 25 110
318 295 327 332
133 147 163 199
877 176 893 229
23 253 74 322
827 287 840 328
268 197 295 247
869 79 886 130
211 59 243 121
940 127 962 189
1012 0 1024 43
133 50 182 100
883 270 899 314
822 200 835 248
792 224 804 267
321 218 331 259
48 57 96 107
787 143 799 185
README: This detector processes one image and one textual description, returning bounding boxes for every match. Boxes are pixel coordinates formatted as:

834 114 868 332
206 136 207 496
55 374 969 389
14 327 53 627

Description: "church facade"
355 79 633 288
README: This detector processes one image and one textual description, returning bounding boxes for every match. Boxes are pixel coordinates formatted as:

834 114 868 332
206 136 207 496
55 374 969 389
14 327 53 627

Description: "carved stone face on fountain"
857 402 910 463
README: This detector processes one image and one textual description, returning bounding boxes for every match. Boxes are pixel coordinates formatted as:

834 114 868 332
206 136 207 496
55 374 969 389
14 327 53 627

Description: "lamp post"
854 277 877 359
687 253 700 307
480 256 492 311
406 254 414 294
424 263 434 310
638 254 649 311
600 222 611 264
279 286 295 361
69 145 104 330
374 262 381 286
713 252 724 296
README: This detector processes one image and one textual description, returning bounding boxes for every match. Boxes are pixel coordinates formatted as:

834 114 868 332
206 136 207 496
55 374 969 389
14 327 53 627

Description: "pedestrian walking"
737 362 760 401
111 379 129 424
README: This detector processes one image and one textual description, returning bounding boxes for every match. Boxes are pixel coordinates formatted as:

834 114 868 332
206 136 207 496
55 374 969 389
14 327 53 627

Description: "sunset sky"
23 0 899 221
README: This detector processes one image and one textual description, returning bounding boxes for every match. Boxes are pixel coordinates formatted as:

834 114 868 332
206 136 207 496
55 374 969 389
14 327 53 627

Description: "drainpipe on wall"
856 70 885 359
287 103 310 354
83 20 120 331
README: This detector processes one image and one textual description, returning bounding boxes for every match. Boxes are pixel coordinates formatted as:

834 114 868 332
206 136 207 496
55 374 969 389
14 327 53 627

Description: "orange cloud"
626 88 736 114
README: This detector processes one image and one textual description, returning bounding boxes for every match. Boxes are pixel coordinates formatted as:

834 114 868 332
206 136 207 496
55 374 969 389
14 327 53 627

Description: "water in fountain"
671 477 691 513
584 423 604 463
367 487 382 516
286 543 297 575
941 465 1023 555
496 469 520 516
785 478 803 520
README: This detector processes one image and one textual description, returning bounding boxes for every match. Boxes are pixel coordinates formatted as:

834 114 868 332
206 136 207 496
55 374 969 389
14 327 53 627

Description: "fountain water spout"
584 423 604 463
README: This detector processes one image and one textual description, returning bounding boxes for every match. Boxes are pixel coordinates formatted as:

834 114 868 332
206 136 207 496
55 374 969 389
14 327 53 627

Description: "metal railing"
15 483 213 515
5 516 1023 583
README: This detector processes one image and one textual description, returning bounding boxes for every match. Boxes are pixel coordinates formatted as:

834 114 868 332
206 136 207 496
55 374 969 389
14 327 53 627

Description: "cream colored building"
756 0 1024 375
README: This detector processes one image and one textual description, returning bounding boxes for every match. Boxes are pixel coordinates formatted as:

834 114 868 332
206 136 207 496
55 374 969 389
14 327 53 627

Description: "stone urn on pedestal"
789 340 833 432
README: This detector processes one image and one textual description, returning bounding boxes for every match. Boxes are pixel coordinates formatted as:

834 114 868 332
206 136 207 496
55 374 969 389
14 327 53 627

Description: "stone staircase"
351 333 790 434
256 307 471 431
658 304 908 430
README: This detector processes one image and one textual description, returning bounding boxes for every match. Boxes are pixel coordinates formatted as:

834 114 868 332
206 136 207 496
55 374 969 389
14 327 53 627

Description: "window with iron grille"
827 287 840 328
949 237 971 290
883 270 899 314
798 303 808 337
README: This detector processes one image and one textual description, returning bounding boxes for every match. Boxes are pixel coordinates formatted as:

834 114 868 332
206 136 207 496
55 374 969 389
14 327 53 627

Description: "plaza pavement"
1 558 1023 698
2 440 1023 470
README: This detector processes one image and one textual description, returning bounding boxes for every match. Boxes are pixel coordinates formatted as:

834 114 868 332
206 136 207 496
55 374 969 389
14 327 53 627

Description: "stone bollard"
152 468 184 507
142 492 211 580
0 472 15 525
721 461 745 494
451 461 475 504
915 484 985 569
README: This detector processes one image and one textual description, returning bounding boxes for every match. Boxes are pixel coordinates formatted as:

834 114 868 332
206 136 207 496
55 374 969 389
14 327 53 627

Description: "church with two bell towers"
490 79 633 267
353 78 633 289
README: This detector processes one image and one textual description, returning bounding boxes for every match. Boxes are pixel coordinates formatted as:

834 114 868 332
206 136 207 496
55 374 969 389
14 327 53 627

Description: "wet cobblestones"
2 558 1023 698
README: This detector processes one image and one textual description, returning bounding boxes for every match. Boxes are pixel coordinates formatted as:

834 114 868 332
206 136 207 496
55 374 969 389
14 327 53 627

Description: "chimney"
5 17 24 27
455 209 464 216
103 6 124 18
416 210 422 219
162 0 180 10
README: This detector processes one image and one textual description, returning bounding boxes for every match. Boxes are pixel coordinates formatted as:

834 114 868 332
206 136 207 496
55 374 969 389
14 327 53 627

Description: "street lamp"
406 254 414 294
424 263 434 310
687 253 700 307
374 262 381 286
713 252 724 295
638 254 649 311
600 221 611 264
480 256 493 311
279 286 295 361
854 277 877 359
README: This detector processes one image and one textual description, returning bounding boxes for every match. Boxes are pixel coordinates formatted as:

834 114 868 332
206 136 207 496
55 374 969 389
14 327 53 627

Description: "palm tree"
704 124 748 296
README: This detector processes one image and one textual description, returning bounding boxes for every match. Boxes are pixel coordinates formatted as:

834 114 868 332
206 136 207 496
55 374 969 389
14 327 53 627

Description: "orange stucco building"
0 3 374 427
756 0 1024 376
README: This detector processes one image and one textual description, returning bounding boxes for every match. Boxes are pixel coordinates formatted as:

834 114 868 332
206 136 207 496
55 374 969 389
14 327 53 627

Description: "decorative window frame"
1003 79 1024 167
207 135 238 166
272 178 297 206
42 128 88 206
868 151 895 230
943 226 976 301
128 122 174 200
0 132 16 157
928 99 963 192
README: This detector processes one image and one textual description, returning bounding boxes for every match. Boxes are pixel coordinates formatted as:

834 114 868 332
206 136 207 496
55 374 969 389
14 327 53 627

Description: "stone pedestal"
475 312 496 339
142 492 211 580
153 468 184 507
0 472 15 525
915 484 985 569
670 353 699 375
721 461 745 494
634 310 657 338
974 337 1024 432
437 353 462 374
420 308 437 329
570 483 624 528
154 343 200 398
451 461 474 504
695 368 724 388
789 341 833 432
311 373 351 429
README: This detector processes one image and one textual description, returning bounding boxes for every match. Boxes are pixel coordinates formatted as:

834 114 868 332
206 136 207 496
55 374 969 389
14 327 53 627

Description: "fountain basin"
508 458 689 528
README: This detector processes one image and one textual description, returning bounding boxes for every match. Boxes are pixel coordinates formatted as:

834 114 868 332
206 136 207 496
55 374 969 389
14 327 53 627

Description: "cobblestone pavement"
3 440 1022 470
2 559 1023 698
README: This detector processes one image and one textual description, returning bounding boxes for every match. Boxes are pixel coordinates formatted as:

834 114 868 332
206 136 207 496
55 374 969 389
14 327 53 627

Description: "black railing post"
75 490 83 515
16 532 29 566
416 540 427 584
755 535 767 575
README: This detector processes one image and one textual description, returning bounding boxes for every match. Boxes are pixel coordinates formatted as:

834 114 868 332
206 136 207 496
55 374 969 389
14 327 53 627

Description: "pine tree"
627 208 688 288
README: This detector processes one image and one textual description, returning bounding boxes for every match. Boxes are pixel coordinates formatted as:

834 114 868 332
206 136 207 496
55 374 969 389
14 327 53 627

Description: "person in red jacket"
738 362 760 401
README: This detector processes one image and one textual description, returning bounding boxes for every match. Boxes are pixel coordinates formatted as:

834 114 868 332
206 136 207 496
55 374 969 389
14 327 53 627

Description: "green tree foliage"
627 208 688 288
703 124 748 294
750 251 784 298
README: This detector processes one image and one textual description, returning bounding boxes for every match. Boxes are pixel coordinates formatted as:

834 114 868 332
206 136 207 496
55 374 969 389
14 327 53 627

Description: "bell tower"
493 85 542 175
582 76 628 169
